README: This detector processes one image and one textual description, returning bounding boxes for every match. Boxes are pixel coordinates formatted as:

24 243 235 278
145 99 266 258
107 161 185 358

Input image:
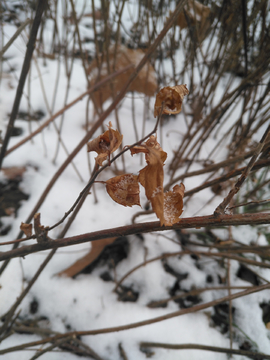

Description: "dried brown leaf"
130 145 148 156
57 237 116 277
87 121 123 165
154 84 189 117
164 183 185 226
145 135 167 164
139 147 165 225
172 0 211 41
2 166 26 180
88 44 157 109
20 222 32 237
106 174 140 207
130 135 167 164
130 136 167 225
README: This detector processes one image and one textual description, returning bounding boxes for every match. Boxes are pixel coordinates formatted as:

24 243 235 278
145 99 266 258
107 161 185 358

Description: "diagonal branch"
214 123 270 214
0 0 48 169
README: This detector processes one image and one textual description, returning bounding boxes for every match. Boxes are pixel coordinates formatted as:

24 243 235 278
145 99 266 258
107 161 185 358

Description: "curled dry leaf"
87 44 157 110
20 222 32 237
106 174 140 207
57 237 117 277
145 135 167 164
164 183 185 226
87 121 123 165
130 136 167 225
139 147 165 225
130 136 185 225
154 84 189 117
130 135 167 164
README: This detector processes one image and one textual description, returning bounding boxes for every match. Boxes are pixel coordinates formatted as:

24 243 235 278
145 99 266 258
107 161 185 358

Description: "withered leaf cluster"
130 135 185 225
59 86 187 277
88 127 185 224
87 84 187 225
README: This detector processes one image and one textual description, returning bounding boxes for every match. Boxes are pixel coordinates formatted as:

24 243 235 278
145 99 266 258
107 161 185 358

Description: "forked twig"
215 124 270 214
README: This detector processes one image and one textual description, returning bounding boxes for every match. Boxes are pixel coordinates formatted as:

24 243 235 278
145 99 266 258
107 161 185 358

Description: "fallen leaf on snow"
172 0 211 42
2 166 26 180
57 237 117 277
87 44 157 110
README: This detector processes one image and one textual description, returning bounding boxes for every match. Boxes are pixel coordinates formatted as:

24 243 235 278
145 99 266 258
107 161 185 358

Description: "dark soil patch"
0 179 28 217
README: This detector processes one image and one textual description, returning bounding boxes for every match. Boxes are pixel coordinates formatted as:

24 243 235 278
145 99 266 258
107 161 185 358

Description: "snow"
1 1 270 360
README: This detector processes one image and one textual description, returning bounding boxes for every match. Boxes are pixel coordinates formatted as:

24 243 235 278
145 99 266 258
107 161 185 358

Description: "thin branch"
215 123 270 214
114 248 270 293
0 249 56 337
228 198 270 210
29 337 73 360
147 286 252 308
1 283 270 355
5 65 134 157
164 142 270 191
1 212 270 262
185 158 270 198
139 342 270 359
0 18 32 57
241 0 248 76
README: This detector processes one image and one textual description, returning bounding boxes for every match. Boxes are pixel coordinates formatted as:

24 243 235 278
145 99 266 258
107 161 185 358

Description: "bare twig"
139 342 270 359
147 286 252 308
185 158 270 198
0 0 48 169
215 123 270 214
164 142 270 192
0 249 56 337
0 18 32 57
